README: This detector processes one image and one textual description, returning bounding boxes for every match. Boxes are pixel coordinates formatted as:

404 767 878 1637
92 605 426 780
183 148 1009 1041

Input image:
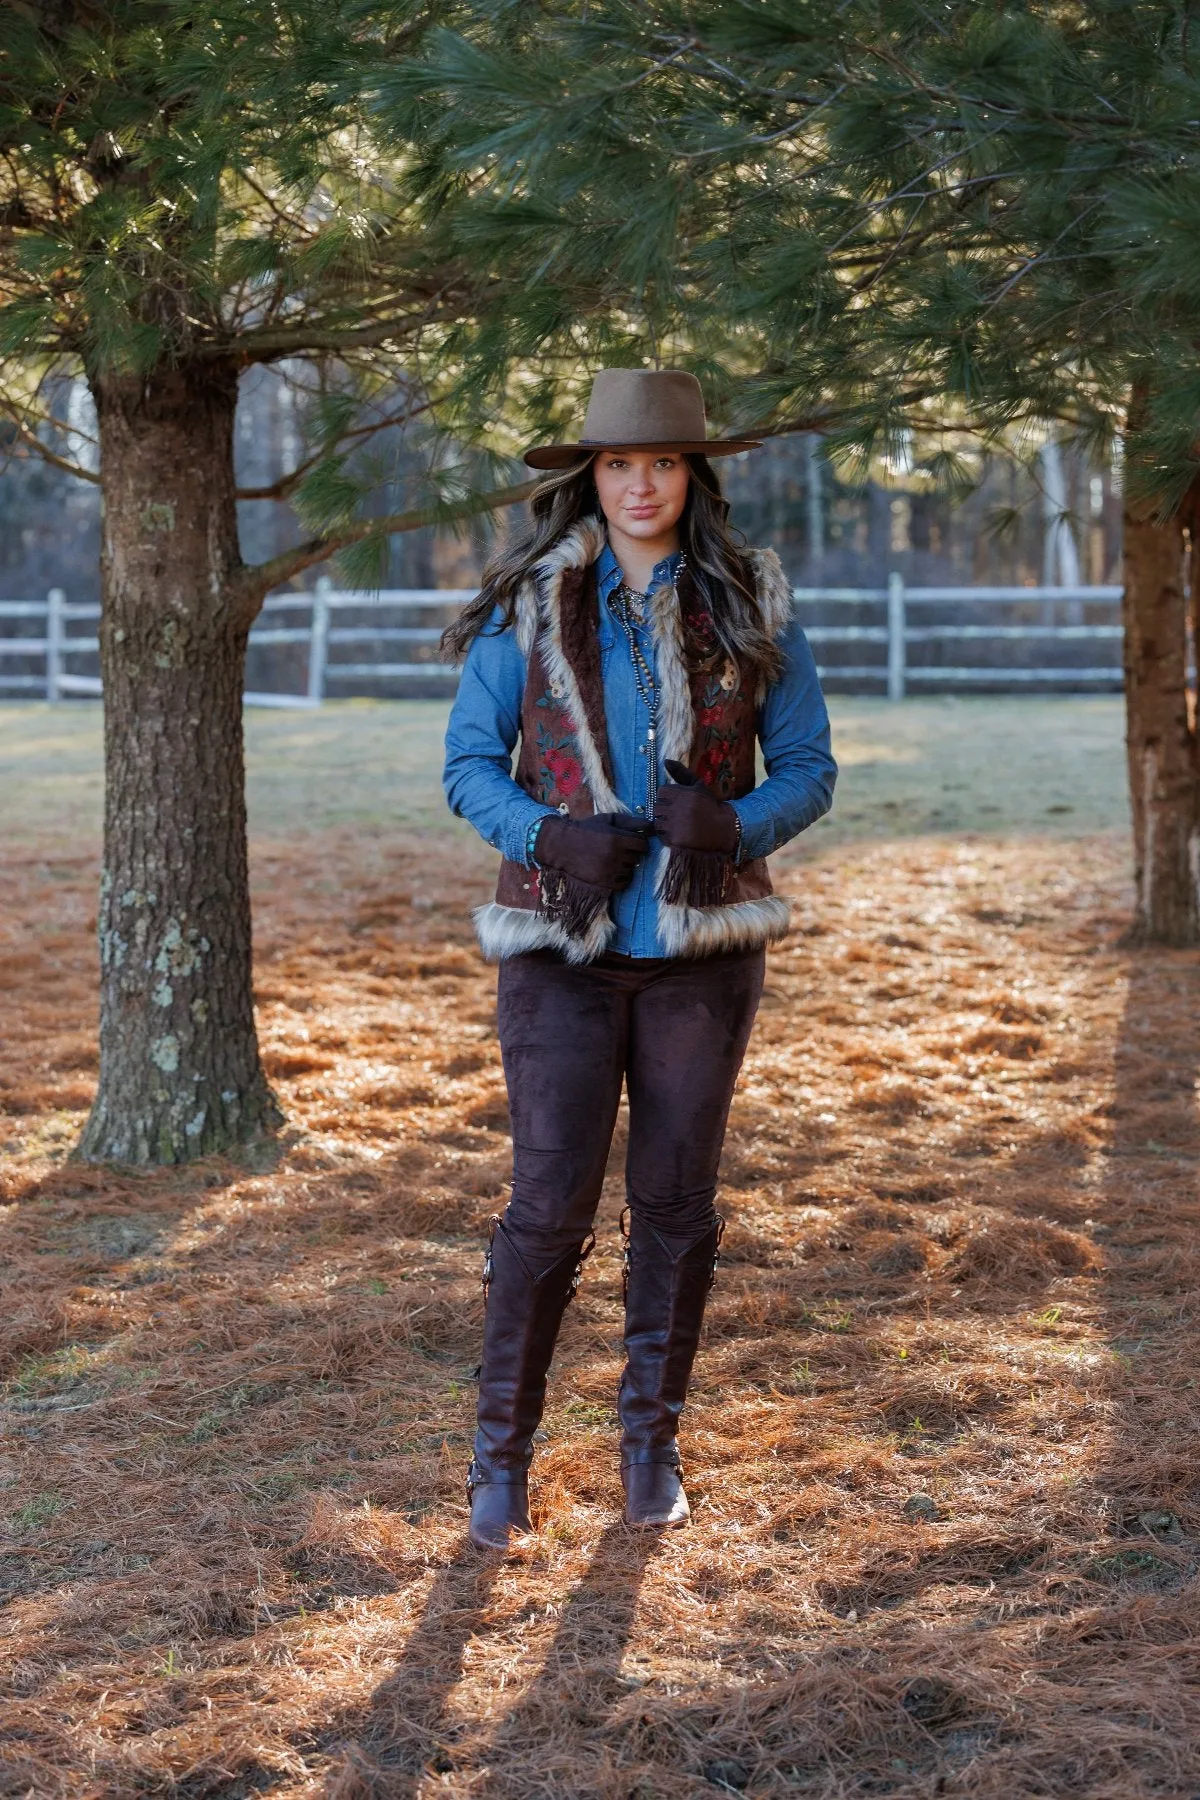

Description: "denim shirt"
443 540 837 957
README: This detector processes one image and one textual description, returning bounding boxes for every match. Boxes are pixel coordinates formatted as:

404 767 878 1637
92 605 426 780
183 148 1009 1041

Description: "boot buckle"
567 1229 596 1303
710 1212 727 1289
481 1212 502 1299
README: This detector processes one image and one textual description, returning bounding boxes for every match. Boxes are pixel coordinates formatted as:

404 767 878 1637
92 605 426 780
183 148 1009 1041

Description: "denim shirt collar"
595 538 682 601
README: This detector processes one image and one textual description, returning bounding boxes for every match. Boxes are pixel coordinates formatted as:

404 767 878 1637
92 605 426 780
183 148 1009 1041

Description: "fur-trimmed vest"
473 519 794 963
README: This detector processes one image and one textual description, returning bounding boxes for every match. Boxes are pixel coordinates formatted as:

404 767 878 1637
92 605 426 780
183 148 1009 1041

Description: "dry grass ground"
3 698 1199 1800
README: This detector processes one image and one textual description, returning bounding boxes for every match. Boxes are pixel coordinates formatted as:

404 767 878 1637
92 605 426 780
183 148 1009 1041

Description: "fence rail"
0 576 1127 704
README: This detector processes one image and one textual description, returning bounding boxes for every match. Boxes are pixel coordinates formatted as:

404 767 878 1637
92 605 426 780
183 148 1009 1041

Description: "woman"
443 368 836 1550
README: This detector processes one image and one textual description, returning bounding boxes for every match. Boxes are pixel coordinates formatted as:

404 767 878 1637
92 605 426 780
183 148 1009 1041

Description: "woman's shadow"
481 1522 663 1779
318 1535 498 1793
321 1522 661 1795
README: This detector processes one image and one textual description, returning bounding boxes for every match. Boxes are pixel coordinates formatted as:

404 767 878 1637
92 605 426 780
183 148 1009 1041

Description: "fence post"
308 577 331 704
887 571 906 701
46 587 65 702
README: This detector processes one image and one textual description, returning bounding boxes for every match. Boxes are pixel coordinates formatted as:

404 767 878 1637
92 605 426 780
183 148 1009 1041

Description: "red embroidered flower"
687 606 718 649
544 748 583 797
696 745 730 788
697 705 724 728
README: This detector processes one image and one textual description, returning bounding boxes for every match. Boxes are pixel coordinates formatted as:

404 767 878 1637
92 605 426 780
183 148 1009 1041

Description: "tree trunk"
1121 494 1200 945
76 362 282 1163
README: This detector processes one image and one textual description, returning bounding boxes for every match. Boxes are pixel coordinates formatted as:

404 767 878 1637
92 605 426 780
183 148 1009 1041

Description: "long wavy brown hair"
441 454 785 685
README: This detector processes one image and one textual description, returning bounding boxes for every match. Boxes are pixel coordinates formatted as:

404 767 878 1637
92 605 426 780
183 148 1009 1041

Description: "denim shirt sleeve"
730 614 837 860
442 605 559 867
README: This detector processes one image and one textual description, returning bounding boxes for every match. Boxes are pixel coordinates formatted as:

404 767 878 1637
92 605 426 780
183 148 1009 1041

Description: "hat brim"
523 437 761 471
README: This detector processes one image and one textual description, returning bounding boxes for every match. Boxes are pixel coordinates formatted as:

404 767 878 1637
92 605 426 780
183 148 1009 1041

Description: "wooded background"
0 376 1124 600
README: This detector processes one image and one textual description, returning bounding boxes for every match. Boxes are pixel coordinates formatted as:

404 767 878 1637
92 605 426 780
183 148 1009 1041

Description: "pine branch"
234 398 435 501
0 405 98 484
235 171 319 242
977 204 1107 317
2 386 97 448
0 194 53 233
212 302 475 362
238 477 537 603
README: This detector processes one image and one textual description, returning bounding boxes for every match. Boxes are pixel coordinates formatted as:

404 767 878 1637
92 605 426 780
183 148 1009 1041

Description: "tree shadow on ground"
1089 948 1200 1565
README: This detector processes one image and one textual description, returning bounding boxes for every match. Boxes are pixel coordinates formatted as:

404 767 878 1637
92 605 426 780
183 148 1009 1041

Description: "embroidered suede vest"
473 527 792 963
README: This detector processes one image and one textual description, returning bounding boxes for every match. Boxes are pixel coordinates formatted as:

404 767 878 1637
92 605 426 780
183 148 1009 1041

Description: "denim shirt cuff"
504 800 560 867
729 795 774 863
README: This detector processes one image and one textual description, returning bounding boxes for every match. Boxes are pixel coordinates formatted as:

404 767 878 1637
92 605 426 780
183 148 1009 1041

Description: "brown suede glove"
654 760 739 855
534 813 653 893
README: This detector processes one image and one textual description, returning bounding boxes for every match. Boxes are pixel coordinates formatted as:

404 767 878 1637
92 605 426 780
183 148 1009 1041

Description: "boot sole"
469 1525 532 1553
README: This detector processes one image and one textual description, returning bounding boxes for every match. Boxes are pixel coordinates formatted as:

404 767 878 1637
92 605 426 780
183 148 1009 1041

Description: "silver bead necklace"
608 554 687 820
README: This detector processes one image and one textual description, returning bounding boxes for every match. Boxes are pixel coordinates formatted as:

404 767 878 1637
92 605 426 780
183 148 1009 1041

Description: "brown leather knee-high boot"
468 1214 593 1552
617 1212 723 1529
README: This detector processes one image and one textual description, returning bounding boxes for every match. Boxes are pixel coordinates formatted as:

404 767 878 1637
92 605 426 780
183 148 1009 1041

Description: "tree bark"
1121 492 1200 945
76 362 282 1163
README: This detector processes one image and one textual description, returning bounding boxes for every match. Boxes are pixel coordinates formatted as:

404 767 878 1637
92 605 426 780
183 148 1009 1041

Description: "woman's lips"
625 506 659 518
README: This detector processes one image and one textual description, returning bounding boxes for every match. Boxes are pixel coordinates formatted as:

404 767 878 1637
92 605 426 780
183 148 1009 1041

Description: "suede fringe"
537 870 612 939
658 847 733 910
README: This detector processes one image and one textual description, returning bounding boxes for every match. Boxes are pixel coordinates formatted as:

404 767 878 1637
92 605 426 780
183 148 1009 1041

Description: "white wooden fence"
0 576 1125 704
796 577 1124 699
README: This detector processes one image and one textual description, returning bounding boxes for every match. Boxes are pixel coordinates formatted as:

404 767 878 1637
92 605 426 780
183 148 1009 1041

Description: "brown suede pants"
496 945 766 1266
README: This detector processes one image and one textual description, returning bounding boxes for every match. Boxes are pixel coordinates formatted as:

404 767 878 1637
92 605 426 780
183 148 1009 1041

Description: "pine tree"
404 0 1200 942
0 0 644 1164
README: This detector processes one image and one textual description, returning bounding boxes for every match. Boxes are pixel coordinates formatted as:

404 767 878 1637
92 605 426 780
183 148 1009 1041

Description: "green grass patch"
10 1343 100 1397
13 1492 63 1531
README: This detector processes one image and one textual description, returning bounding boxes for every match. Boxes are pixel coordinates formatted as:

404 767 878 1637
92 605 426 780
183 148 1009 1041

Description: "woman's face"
592 449 690 543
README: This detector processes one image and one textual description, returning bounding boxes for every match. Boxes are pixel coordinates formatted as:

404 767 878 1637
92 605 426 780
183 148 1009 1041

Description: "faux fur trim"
656 894 792 960
651 549 792 745
512 576 539 659
648 575 694 764
746 547 794 641
473 900 616 966
531 518 622 813
533 514 608 584
517 537 790 665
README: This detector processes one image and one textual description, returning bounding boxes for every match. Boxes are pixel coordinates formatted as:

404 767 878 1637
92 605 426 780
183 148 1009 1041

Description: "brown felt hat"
523 368 761 470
